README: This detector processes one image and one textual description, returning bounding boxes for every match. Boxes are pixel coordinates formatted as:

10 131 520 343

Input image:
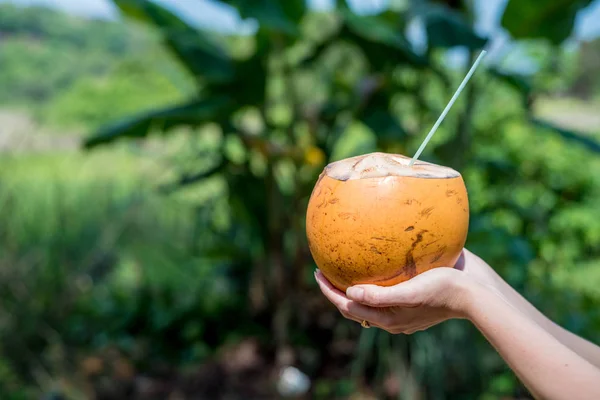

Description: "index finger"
314 270 348 304
314 270 389 327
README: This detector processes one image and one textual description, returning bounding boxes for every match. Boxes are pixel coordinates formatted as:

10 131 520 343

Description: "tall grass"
0 150 236 397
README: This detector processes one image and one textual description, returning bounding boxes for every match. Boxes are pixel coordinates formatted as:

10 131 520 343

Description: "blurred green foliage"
45 56 186 130
1 0 600 399
0 4 130 105
0 3 192 131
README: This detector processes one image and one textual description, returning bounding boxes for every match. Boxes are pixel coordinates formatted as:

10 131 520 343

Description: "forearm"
463 281 600 400
481 263 600 368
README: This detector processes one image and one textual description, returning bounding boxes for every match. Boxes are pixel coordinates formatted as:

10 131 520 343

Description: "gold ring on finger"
361 320 371 328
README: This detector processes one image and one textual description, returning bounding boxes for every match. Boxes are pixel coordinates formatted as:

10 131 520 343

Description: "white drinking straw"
408 50 487 167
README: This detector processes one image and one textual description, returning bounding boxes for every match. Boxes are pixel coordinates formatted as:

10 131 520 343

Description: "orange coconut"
306 152 469 292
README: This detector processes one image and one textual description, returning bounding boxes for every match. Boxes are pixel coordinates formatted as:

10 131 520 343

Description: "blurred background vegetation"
1 0 600 398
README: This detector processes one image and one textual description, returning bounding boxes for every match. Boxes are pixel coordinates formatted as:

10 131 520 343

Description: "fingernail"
346 287 364 301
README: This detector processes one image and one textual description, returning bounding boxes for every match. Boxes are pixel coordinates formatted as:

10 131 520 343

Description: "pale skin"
315 249 600 400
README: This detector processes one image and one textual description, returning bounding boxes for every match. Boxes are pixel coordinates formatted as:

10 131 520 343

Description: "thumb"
346 282 418 308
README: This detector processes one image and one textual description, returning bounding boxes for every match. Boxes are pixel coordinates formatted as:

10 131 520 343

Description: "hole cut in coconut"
325 152 460 181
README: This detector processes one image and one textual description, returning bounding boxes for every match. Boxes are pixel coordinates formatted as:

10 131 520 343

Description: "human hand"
318 249 600 399
314 249 484 334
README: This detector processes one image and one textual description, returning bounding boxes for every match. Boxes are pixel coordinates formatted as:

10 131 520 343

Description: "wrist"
459 277 513 322
451 275 481 319
460 250 504 291
453 276 508 321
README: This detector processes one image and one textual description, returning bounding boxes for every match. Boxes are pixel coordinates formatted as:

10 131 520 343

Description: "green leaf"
221 0 305 36
112 0 234 82
356 87 408 143
362 109 407 143
84 97 234 148
489 371 518 395
330 122 378 161
501 0 593 45
297 39 332 67
340 9 429 69
226 164 271 249
489 68 533 108
423 6 488 50
489 69 532 96
159 160 229 193
214 51 268 107
532 118 600 153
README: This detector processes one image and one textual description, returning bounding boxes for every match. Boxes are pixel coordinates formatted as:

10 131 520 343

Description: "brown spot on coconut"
305 152 469 291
